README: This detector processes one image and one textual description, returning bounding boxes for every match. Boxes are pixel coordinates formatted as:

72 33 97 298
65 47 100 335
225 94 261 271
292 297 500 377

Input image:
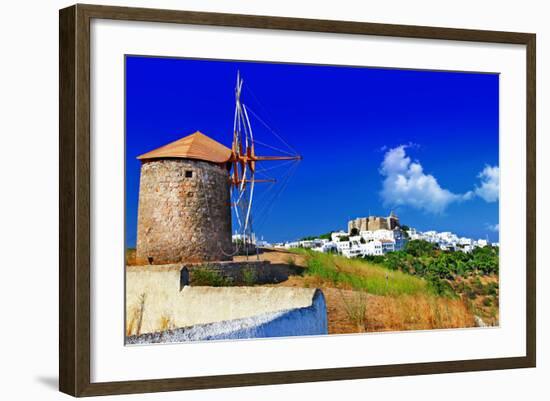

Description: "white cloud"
475 165 499 202
486 223 499 232
379 146 500 214
379 146 469 214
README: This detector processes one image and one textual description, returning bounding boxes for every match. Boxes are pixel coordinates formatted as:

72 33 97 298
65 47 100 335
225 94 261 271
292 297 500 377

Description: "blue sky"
126 56 499 246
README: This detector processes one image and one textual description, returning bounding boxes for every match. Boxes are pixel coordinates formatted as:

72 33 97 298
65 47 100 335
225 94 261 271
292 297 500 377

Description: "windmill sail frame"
228 72 302 252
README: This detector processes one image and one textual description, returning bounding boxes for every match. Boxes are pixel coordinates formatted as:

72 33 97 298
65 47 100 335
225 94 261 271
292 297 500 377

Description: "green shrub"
191 266 233 287
241 267 257 286
483 282 499 296
405 240 437 257
463 284 477 300
369 240 498 281
426 275 457 298
364 255 385 264
340 289 368 329
482 297 493 307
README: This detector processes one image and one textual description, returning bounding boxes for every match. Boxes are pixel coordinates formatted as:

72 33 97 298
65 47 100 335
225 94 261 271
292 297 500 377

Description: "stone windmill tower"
135 72 301 265
135 131 233 264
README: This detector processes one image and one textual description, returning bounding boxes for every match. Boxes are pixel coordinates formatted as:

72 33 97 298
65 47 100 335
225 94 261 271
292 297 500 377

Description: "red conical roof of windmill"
137 131 232 164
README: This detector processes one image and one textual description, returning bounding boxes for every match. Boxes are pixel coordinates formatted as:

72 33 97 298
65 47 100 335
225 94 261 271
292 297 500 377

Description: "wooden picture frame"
59 3 536 397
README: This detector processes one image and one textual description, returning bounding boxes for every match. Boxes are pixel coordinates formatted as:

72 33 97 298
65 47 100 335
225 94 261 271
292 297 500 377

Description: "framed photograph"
59 4 536 397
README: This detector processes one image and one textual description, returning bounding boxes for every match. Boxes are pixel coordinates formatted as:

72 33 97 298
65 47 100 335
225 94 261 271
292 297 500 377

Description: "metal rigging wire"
253 159 300 232
245 106 299 157
255 159 297 174
252 139 297 157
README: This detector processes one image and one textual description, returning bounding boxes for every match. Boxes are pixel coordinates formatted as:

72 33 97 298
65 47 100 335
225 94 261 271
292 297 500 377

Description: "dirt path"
234 248 308 267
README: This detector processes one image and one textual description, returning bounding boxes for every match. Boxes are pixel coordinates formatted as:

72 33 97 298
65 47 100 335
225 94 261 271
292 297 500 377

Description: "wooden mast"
229 71 301 249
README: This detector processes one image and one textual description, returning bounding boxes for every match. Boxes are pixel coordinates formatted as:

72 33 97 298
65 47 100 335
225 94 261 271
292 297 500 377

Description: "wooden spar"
228 152 301 187
252 155 303 161
230 178 276 185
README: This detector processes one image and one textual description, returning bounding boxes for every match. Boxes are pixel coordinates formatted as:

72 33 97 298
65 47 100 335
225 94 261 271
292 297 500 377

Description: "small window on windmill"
185 170 193 178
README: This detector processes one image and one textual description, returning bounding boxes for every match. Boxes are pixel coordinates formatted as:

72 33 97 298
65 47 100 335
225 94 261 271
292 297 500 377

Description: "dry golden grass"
126 248 138 266
126 306 139 336
126 292 147 336
339 289 369 331
363 294 475 332
256 249 479 334
159 314 175 331
272 279 476 334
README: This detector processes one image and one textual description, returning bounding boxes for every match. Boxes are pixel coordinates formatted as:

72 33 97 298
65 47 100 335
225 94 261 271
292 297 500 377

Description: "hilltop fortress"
347 212 400 233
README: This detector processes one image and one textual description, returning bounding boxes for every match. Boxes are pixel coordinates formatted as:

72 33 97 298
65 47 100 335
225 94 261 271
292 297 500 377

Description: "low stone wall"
180 260 289 288
126 287 328 344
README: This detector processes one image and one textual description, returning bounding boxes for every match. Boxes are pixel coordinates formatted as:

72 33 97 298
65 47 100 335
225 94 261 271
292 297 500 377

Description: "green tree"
470 246 499 275
405 240 436 257
384 251 410 271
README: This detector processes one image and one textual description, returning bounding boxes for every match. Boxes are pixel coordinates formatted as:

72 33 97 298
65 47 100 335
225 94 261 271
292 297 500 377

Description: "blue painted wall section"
127 289 328 344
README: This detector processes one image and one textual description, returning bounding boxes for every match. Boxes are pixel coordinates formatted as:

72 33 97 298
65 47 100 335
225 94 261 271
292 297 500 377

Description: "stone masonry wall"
179 261 289 287
348 216 400 233
136 159 232 264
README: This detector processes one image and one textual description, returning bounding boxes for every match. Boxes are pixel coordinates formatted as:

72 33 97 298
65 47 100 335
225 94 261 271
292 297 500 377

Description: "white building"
405 227 494 251
280 224 494 260
439 231 459 244
336 238 385 258
336 240 351 254
256 239 271 248
341 244 363 258
458 237 473 246
407 228 418 238
365 240 384 256
331 231 348 242
439 243 456 251
460 244 474 253
359 229 406 251
476 239 489 248
360 229 393 241
312 241 338 254
380 239 396 253
232 232 257 244
299 239 325 249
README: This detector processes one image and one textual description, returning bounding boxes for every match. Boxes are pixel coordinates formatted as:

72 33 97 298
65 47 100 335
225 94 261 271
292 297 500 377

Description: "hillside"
127 245 497 335
236 248 494 333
